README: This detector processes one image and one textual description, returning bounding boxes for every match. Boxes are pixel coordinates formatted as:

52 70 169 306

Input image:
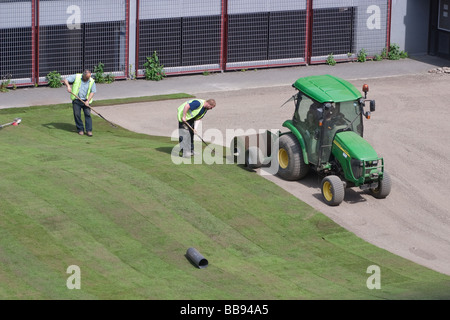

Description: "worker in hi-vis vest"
63 69 97 137
177 98 216 157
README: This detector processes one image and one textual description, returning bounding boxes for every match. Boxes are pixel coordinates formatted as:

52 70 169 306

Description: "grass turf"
0 99 449 300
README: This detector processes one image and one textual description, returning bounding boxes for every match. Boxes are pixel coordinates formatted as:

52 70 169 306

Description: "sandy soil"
97 73 450 276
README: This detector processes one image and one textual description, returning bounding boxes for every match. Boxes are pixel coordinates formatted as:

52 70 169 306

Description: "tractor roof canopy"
293 75 362 103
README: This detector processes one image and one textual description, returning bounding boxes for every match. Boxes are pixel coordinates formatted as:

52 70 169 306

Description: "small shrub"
143 51 166 81
46 71 63 88
373 54 383 61
388 44 401 60
400 50 409 59
94 62 115 84
381 47 388 59
357 48 367 63
0 78 10 92
326 54 336 66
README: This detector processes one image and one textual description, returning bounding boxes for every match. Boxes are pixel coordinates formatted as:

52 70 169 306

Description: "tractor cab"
290 75 370 170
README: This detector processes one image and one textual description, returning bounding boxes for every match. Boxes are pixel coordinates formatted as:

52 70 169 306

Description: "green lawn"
0 100 449 300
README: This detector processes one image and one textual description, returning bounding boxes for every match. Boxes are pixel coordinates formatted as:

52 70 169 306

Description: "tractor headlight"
351 159 363 179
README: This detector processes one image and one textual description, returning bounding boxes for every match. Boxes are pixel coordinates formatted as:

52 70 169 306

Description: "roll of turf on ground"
186 247 208 269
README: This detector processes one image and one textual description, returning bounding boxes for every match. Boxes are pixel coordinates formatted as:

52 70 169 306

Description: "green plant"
326 54 336 66
387 43 408 61
129 64 136 80
388 43 401 60
373 54 383 61
381 47 388 59
0 80 10 93
143 51 166 81
94 62 115 84
46 71 63 88
104 73 115 84
357 48 367 62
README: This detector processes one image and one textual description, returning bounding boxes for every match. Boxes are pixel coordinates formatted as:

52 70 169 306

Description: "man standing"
177 98 216 157
63 70 97 137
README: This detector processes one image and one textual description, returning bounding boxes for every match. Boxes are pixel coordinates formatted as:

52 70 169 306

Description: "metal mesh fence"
0 0 34 85
310 0 389 63
1 0 393 85
38 0 128 83
226 0 308 69
137 0 222 75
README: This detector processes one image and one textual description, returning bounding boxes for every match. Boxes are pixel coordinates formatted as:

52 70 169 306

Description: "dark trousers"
73 99 92 132
178 119 195 153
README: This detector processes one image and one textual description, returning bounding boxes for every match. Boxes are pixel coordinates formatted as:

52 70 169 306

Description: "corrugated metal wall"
0 0 391 86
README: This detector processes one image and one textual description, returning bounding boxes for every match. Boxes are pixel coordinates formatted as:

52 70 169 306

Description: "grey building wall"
390 0 430 55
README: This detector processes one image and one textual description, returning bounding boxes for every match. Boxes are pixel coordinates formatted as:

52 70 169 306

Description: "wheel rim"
323 181 333 202
278 148 289 169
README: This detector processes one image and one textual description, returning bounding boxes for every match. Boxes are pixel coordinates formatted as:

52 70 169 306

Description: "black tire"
371 171 392 199
277 133 309 181
321 175 345 206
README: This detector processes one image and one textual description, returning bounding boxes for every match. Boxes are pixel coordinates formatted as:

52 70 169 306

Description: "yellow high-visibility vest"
71 74 95 104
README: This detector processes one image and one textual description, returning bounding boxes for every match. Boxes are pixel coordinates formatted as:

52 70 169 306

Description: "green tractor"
276 74 391 206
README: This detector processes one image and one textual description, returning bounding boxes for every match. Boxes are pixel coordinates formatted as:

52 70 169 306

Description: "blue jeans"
73 99 92 132
178 120 195 153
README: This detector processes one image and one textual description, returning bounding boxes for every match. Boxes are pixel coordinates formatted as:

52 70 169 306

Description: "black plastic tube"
186 247 208 269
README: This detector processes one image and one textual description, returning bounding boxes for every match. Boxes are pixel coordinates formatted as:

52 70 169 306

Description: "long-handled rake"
184 121 216 156
69 91 117 128
0 117 22 129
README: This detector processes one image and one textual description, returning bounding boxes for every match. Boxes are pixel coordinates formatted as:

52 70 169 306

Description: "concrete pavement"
0 54 448 109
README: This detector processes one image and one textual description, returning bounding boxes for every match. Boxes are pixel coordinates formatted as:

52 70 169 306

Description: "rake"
69 91 117 128
183 121 216 156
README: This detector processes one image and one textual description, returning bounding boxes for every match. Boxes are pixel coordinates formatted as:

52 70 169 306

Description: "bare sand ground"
97 73 450 276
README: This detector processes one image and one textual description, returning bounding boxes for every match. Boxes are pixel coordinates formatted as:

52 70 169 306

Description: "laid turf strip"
0 100 449 300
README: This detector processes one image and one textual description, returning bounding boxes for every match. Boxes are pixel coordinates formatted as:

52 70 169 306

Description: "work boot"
183 151 193 158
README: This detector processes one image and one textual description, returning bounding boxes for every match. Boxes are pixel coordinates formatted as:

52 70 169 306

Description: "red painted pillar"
305 0 313 65
220 0 228 71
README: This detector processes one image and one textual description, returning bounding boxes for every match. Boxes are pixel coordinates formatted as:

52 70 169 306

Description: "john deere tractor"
277 74 391 206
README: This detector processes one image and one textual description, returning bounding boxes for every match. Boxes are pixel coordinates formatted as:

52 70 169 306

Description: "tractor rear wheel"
277 133 309 181
321 175 345 206
371 171 392 199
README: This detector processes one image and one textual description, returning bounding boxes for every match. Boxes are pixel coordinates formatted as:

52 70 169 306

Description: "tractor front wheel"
321 175 345 206
371 171 392 199
277 133 309 181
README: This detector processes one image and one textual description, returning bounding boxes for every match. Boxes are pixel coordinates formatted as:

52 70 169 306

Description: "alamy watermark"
66 5 81 30
170 127 280 175
66 265 81 290
367 5 381 30
366 265 381 290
